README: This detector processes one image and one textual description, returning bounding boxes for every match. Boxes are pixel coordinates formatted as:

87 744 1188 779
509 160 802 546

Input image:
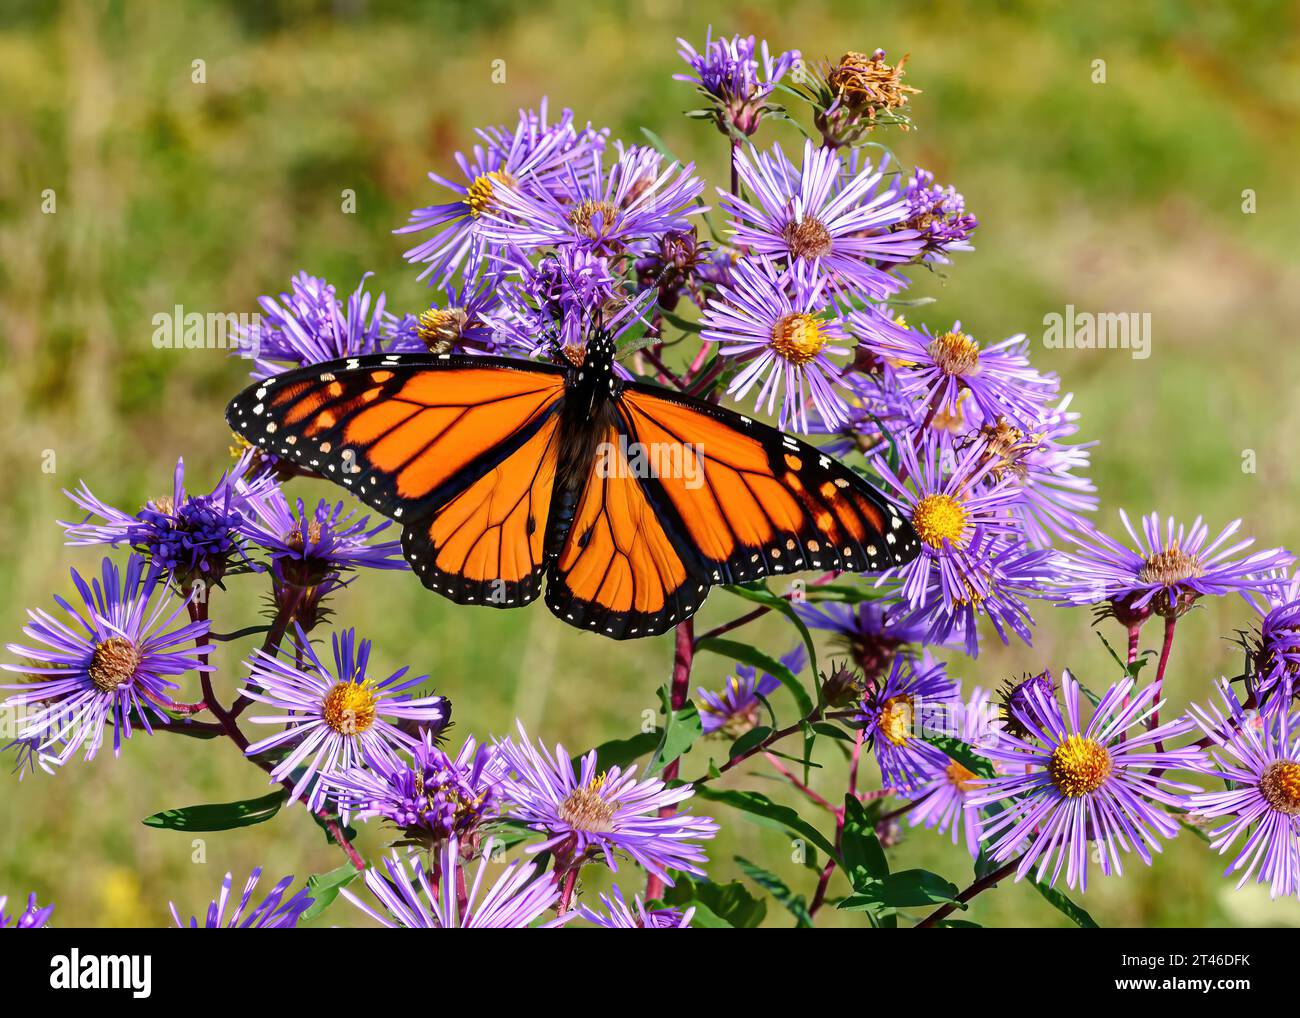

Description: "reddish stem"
185 593 364 870
645 619 695 902
693 571 839 646
764 752 834 811
914 856 1022 928
809 728 865 918
1148 616 1178 746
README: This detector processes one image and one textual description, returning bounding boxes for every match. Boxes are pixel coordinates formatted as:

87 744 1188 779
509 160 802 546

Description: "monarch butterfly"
226 333 921 639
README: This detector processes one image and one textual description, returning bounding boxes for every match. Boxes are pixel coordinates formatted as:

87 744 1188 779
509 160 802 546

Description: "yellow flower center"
927 330 981 375
1137 546 1204 587
558 774 619 833
88 637 141 693
282 520 322 552
782 216 834 259
945 759 980 793
1259 761 1300 815
771 313 827 366
417 307 469 353
1047 734 1112 797
465 170 516 217
567 199 620 240
877 694 914 747
322 681 378 735
910 493 968 549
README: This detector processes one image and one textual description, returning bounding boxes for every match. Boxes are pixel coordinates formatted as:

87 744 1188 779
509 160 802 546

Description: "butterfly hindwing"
403 412 562 608
544 420 710 639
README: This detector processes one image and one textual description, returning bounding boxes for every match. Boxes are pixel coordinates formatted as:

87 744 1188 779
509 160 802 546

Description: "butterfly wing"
226 353 567 607
544 419 710 639
544 381 920 639
616 382 920 583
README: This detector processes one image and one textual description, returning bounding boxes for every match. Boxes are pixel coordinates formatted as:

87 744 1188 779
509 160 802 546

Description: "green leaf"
719 583 820 698
855 869 962 909
581 731 660 773
639 126 683 161
922 734 996 780
142 789 287 832
661 876 767 928
728 725 773 761
692 785 839 862
694 635 814 716
647 685 704 775
1096 632 1151 681
479 817 537 851
735 856 813 927
1032 880 1099 928
658 308 703 334
312 812 358 849
841 795 889 884
301 863 360 922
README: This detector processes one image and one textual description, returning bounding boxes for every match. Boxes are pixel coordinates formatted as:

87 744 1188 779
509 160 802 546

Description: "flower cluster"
6 24 1300 932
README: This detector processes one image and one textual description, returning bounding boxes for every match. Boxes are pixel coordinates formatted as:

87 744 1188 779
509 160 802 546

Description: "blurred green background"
2 0 1299 928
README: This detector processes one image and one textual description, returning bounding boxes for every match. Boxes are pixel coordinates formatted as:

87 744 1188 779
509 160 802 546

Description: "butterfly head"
581 329 617 374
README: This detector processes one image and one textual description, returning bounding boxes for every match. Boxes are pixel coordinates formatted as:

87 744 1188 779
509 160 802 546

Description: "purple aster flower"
870 428 1025 612
240 271 391 380
240 626 448 812
0 893 53 929
634 226 716 312
696 644 805 736
854 653 960 792
235 478 403 626
480 145 705 258
852 316 1056 429
1245 572 1300 716
701 255 852 432
889 532 1063 656
970 674 1205 891
169 869 313 928
894 166 979 262
386 275 503 355
61 452 274 587
1056 511 1294 620
1185 680 1300 898
3 735 58 780
720 140 923 299
343 838 566 928
577 885 693 928
906 687 1001 857
997 668 1058 739
397 100 598 284
2 555 210 765
486 245 622 361
956 398 1098 548
674 28 800 137
321 732 503 847
495 722 718 883
794 599 933 678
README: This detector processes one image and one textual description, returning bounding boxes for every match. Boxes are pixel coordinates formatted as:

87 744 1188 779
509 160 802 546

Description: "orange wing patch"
547 426 699 637
418 416 560 595
618 387 906 580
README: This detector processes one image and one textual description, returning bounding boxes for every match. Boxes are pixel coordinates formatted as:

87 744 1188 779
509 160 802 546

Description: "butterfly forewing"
614 382 921 583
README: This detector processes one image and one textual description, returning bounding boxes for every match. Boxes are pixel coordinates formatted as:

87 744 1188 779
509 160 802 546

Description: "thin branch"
914 856 1022 928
